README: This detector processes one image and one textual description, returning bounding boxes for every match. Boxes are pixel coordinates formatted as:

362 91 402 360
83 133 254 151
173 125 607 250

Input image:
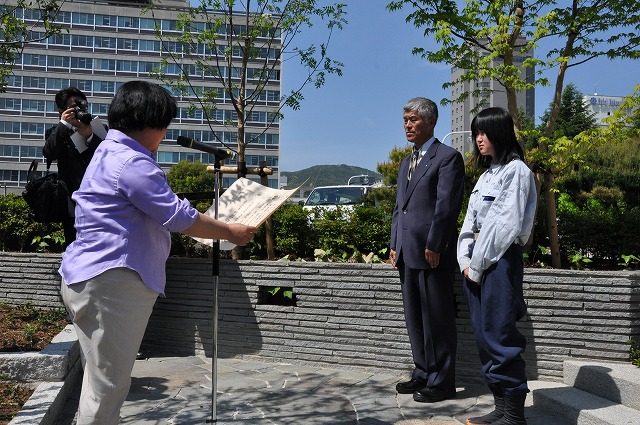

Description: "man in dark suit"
43 87 104 247
390 97 465 403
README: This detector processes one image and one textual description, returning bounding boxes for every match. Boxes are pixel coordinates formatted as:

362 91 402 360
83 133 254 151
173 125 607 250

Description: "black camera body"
73 99 93 125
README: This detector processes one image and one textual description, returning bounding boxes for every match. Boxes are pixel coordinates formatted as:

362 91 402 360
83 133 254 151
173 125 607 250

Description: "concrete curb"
6 325 81 425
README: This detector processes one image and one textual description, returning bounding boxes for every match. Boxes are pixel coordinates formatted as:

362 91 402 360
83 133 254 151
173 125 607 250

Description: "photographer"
43 87 103 247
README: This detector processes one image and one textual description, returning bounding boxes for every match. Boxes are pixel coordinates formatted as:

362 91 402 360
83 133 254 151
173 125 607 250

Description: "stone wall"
1 253 639 384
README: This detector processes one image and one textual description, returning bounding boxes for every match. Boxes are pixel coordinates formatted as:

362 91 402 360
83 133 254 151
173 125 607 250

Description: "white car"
302 185 371 212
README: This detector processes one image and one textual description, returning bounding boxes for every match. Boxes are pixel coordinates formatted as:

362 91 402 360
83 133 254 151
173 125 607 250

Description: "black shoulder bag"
22 159 71 223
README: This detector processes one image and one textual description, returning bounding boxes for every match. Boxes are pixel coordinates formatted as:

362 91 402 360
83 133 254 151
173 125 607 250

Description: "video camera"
73 99 93 125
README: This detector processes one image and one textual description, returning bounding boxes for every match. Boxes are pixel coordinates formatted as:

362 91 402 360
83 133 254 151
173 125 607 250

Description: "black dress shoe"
396 378 426 394
413 386 456 403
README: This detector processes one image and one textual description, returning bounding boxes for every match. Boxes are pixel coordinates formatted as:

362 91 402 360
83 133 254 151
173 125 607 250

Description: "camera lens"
73 99 92 124
75 110 93 124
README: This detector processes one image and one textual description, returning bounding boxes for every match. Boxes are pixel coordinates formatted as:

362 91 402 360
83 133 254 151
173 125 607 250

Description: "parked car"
301 185 371 212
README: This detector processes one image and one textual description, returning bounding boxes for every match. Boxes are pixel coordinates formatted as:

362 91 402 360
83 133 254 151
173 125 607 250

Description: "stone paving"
54 356 568 425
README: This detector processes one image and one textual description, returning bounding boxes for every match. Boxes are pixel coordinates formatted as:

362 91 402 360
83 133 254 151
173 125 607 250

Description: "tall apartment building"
449 41 535 158
0 0 281 194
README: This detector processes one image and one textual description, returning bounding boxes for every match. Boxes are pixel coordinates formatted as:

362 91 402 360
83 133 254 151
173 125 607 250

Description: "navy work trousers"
463 244 528 396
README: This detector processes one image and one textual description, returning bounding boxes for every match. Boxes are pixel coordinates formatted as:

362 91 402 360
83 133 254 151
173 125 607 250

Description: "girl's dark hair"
108 81 177 132
470 107 524 168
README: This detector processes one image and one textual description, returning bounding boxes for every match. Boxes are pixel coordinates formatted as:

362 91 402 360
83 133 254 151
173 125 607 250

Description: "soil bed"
0 304 67 424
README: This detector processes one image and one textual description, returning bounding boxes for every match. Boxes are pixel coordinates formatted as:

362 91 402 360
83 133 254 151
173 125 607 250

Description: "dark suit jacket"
391 140 465 269
43 123 103 194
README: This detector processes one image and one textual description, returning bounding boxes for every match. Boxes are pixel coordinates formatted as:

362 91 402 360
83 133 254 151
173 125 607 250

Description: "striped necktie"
407 147 420 180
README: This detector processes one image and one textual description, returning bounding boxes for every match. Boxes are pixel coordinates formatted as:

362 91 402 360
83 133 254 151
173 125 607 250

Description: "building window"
71 57 94 70
23 100 46 112
0 121 22 134
118 16 139 29
95 14 117 27
0 99 21 111
72 35 94 48
48 56 71 68
47 78 69 91
95 36 117 49
72 13 95 26
70 79 93 92
22 54 47 66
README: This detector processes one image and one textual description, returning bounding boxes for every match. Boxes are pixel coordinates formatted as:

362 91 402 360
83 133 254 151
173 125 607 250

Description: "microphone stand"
207 156 223 424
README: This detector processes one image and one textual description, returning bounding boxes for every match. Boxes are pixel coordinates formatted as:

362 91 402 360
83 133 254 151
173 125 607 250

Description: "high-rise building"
0 0 281 194
583 93 627 127
449 40 535 158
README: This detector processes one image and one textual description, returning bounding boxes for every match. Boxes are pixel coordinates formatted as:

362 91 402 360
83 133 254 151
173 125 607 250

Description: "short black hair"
55 87 86 110
108 81 177 132
471 107 524 167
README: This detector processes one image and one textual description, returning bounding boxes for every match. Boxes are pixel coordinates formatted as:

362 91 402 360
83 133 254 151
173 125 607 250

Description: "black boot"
488 393 527 425
466 383 504 425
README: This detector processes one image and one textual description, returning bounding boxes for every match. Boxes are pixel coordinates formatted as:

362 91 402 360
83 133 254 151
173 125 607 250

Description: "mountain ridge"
281 164 382 188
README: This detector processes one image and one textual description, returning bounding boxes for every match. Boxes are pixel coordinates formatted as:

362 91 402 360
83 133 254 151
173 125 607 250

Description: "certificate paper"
191 177 298 250
70 117 108 153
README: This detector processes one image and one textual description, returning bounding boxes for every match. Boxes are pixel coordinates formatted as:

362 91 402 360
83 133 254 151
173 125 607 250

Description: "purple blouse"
59 129 199 295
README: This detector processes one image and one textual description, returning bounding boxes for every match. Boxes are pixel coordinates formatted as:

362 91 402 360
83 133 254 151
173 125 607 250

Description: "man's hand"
61 107 93 138
389 249 397 269
425 249 440 268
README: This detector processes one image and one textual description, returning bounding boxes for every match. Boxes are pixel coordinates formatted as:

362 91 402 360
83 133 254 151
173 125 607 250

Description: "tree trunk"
536 21 577 269
259 163 275 260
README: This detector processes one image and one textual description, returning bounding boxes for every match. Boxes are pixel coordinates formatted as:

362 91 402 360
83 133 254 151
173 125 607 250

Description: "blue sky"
278 2 639 172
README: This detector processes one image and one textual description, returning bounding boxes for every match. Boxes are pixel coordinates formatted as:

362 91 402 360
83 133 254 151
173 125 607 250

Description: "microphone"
176 136 236 161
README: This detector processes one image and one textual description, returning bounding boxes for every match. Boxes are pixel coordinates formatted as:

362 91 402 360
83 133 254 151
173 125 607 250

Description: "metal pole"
441 130 472 146
208 162 221 423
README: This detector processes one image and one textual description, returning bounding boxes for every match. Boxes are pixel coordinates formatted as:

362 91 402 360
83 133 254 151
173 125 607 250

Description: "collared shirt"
59 129 199 295
415 136 435 165
60 119 94 145
457 159 537 283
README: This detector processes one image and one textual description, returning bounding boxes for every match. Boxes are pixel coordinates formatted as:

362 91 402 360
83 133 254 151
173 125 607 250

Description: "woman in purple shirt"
59 80 256 425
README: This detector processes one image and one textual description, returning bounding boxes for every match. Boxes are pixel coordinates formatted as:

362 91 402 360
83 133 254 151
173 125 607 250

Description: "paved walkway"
55 356 568 425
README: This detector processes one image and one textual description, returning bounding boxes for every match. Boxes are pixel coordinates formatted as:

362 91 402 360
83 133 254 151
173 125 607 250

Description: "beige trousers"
61 268 158 425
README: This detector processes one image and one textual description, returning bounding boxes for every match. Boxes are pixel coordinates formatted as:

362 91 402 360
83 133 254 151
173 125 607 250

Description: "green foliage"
165 161 215 211
31 233 65 252
169 233 212 258
376 145 412 186
567 252 592 270
0 1 65 91
629 338 640 367
619 254 640 270
148 0 346 167
387 0 640 267
270 203 316 259
311 207 352 256
0 194 63 252
241 194 393 263
554 192 640 268
538 83 597 141
387 1 640 122
166 161 215 194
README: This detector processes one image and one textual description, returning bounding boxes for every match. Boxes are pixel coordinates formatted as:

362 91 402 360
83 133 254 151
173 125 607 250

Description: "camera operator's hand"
60 107 93 139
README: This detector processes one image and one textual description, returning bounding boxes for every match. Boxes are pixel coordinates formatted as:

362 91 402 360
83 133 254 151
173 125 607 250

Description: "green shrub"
556 192 640 267
629 338 640 368
0 194 64 252
271 203 315 259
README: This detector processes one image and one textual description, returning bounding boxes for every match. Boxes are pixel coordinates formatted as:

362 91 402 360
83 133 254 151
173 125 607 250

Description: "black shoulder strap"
27 160 38 183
